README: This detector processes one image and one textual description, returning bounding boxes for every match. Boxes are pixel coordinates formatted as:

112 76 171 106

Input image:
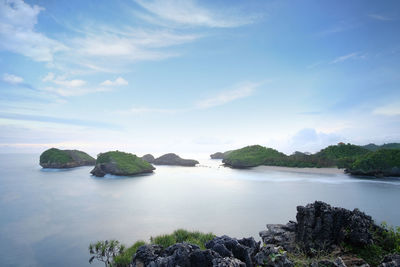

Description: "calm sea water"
0 153 400 267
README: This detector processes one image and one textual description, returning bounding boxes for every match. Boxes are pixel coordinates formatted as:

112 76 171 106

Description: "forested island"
215 143 400 177
39 148 95 168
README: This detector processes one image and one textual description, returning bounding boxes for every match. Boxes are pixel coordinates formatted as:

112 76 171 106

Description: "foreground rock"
132 243 246 267
141 154 155 164
107 201 398 266
40 148 95 168
260 201 376 254
90 151 155 177
153 153 199 167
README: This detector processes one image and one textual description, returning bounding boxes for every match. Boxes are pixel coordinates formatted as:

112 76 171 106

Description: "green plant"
343 222 400 266
113 240 146 267
89 240 125 267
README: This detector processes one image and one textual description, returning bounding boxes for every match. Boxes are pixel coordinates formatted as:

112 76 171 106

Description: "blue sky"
1 0 400 155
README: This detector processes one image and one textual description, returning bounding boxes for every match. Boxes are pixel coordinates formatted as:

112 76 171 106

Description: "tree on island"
89 240 125 267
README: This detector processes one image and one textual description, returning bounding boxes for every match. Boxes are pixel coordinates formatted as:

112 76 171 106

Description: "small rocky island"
39 148 95 168
153 153 199 167
91 151 155 177
141 154 155 164
91 201 400 267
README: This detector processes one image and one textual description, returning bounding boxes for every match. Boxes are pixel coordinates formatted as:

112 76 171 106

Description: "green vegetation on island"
91 151 155 177
40 148 95 168
221 143 400 177
346 149 400 177
363 143 400 151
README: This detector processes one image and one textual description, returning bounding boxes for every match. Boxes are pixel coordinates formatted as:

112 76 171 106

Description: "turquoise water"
0 153 399 266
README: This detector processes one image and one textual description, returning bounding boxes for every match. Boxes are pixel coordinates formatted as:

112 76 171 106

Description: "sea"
0 153 399 266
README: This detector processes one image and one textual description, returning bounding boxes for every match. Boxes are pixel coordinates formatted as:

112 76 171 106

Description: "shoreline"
253 165 344 175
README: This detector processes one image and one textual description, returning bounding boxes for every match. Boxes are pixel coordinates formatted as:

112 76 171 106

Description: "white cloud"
286 128 342 154
42 86 111 97
42 72 86 88
100 77 128 86
0 0 67 62
330 52 364 64
368 14 395 21
373 103 400 116
196 82 259 109
3 73 23 84
134 0 257 28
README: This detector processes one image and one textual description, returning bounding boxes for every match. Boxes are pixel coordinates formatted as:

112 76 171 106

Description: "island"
90 151 155 177
153 153 199 167
345 149 400 177
39 148 95 168
141 154 155 164
219 143 400 177
89 201 400 267
210 150 232 160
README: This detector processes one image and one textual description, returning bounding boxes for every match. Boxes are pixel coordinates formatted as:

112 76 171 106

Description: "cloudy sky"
1 0 399 155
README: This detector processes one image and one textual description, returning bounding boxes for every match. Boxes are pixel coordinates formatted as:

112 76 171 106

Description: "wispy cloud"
41 72 115 96
42 86 112 97
117 106 179 114
42 72 86 87
100 77 128 86
3 73 23 84
196 82 259 109
134 0 257 28
0 0 67 62
373 102 400 116
0 112 119 129
368 14 396 21
330 52 365 64
318 21 359 36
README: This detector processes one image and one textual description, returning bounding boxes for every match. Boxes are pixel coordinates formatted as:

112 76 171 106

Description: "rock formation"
153 153 199 167
40 148 95 168
141 154 155 164
91 151 155 177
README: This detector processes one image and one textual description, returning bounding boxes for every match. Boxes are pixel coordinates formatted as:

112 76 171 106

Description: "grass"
343 222 400 266
96 151 154 174
109 229 215 267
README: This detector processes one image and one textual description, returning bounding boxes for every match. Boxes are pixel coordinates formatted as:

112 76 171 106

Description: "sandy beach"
254 165 345 175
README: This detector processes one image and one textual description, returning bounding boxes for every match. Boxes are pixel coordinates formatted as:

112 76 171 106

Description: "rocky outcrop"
295 201 375 253
205 236 261 266
132 243 246 267
40 148 95 168
153 153 199 167
91 151 155 177
141 154 155 164
115 201 396 267
379 254 400 267
259 222 296 252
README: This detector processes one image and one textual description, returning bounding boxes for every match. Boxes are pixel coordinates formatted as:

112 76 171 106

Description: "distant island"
214 142 400 177
152 153 199 167
39 148 95 168
91 151 155 177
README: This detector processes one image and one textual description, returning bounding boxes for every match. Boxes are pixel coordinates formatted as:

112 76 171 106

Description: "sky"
0 0 400 156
